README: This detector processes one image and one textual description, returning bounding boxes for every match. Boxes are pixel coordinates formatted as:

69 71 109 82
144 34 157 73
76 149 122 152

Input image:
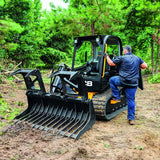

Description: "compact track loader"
11 35 143 140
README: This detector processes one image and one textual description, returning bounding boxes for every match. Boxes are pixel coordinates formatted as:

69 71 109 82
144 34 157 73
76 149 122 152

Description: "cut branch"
13 62 22 70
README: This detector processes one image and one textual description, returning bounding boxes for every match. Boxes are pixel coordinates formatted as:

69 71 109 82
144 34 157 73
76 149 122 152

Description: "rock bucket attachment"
11 69 95 140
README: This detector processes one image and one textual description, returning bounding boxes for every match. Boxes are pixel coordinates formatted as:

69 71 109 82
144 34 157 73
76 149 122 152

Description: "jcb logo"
85 81 93 87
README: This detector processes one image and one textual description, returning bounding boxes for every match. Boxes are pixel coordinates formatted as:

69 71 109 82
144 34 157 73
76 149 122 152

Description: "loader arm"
49 70 88 99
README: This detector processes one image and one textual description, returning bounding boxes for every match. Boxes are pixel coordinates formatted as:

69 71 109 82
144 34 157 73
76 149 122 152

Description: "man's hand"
104 53 108 57
104 53 116 66
140 62 148 69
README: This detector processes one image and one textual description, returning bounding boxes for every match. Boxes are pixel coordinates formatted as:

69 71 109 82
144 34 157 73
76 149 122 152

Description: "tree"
0 19 23 59
1 0 46 67
37 8 73 68
64 0 125 36
121 0 160 74
4 0 34 26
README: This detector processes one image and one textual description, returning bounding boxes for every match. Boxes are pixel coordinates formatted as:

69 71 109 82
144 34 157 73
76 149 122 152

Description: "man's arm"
104 53 116 66
140 62 148 69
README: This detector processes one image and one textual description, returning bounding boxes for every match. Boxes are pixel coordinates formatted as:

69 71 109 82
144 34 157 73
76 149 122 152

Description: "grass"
134 145 144 150
134 124 142 129
43 78 50 84
140 118 146 124
40 69 52 84
16 101 24 106
102 141 110 148
9 89 15 97
0 122 6 127
113 113 126 125
0 97 21 120
10 81 18 89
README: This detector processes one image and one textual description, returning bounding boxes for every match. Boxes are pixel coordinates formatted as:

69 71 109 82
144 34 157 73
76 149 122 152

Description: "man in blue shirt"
104 45 147 125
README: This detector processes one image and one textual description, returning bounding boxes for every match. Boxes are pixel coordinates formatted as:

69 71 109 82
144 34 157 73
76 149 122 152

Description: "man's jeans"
109 76 138 120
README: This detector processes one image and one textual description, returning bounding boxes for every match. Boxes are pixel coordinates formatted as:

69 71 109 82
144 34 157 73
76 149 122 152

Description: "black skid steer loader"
11 35 143 140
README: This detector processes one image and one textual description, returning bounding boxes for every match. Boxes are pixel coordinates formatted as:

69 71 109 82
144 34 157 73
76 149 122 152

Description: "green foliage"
0 98 21 120
0 0 5 7
133 145 144 150
102 141 110 148
142 68 152 75
139 146 144 150
148 73 160 84
0 64 3 83
73 41 93 67
0 64 2 72
65 0 125 36
17 101 24 106
0 19 23 34
0 18 24 56
133 145 139 149
0 122 5 127
0 0 159 71
4 0 35 26
40 48 68 68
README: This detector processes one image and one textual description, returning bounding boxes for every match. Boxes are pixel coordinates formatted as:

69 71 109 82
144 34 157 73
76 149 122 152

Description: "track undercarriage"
92 88 127 120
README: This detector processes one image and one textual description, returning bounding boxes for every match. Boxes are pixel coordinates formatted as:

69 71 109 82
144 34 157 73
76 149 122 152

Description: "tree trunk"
151 34 154 75
156 31 160 74
2 0 6 18
91 21 95 36
91 21 95 56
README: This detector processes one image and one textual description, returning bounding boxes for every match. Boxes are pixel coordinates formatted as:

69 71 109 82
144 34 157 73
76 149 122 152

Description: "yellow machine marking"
102 44 107 78
75 90 97 99
78 96 82 99
88 92 97 99
110 99 121 104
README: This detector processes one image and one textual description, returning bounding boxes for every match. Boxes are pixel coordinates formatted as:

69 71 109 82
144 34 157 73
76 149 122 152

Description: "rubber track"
92 88 127 120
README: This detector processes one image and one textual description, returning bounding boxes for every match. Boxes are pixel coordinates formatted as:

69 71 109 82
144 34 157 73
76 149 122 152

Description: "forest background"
0 0 160 82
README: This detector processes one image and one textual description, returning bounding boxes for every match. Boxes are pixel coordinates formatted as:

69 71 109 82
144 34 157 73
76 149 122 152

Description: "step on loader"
11 35 143 140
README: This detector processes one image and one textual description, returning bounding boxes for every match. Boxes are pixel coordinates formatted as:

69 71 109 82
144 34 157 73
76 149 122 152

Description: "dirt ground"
0 77 160 160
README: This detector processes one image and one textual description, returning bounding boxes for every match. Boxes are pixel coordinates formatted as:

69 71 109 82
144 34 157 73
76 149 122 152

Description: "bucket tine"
32 104 55 129
49 107 68 129
69 113 89 139
38 105 60 130
15 102 38 121
13 105 35 124
56 108 74 131
72 114 91 140
14 91 95 140
44 106 64 130
69 113 88 134
31 105 50 125
14 102 40 127
53 108 69 128
64 110 84 137
58 105 78 136
27 104 46 123
25 103 43 121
